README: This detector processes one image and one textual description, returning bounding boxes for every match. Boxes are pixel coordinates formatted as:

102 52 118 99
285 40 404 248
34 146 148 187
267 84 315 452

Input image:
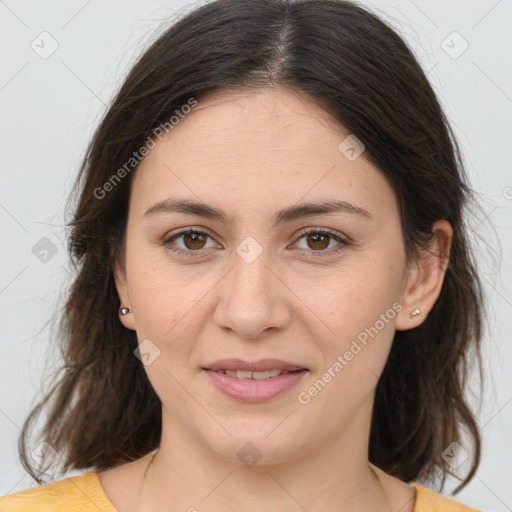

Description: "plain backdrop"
0 0 511 510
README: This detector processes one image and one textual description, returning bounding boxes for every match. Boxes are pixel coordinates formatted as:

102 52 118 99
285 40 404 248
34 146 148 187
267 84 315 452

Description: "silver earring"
410 308 421 318
119 307 132 316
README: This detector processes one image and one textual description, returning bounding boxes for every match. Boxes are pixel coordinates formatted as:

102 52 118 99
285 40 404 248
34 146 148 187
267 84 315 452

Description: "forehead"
162 86 346 152
131 87 399 222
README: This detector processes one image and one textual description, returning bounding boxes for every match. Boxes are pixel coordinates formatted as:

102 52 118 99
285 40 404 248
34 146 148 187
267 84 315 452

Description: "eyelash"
161 226 349 258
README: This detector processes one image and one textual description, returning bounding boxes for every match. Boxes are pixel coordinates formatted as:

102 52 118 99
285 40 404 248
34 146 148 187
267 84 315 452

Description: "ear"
113 260 136 331
395 219 453 331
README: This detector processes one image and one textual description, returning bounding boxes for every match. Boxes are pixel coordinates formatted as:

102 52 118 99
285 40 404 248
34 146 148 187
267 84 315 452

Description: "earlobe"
118 306 135 330
395 220 453 331
113 262 136 331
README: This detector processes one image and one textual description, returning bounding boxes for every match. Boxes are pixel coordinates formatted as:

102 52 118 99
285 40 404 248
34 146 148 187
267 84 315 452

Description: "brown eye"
182 231 207 250
294 228 348 256
306 232 330 250
162 228 217 257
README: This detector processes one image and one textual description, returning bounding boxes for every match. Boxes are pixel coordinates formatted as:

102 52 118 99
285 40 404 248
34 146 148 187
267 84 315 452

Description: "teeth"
235 370 252 379
252 371 270 380
217 369 290 379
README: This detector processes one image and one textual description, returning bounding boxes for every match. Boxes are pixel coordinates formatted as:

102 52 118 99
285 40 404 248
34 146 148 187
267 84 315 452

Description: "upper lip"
204 358 308 372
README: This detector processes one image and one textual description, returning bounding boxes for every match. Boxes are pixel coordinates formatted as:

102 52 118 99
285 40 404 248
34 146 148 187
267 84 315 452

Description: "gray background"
1 0 511 510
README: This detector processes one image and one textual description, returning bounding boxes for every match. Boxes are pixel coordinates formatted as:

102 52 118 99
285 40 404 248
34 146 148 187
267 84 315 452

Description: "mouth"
203 358 308 377
208 368 299 380
201 359 309 402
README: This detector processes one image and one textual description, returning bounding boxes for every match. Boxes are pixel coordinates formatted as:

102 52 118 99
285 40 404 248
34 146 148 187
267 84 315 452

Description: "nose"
213 243 292 340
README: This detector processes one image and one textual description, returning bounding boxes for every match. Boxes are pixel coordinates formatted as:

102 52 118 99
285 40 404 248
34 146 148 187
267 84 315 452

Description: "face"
115 87 450 465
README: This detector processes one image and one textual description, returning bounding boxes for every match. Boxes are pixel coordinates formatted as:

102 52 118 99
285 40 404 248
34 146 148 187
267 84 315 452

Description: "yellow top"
0 471 482 511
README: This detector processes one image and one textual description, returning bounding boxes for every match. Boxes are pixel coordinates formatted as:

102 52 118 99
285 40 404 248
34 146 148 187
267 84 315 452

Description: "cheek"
312 264 400 331
126 252 217 367
126 243 187 326
304 255 402 373
299 280 398 423
131 274 203 344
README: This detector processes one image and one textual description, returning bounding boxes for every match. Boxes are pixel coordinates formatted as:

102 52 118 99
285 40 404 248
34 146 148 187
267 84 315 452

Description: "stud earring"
410 308 421 318
119 307 132 316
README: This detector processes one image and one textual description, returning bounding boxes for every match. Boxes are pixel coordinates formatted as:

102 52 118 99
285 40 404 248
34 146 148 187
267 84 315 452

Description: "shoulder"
0 471 117 512
414 484 482 512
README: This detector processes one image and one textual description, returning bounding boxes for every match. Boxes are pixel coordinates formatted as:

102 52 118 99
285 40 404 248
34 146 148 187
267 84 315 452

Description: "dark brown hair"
19 0 485 494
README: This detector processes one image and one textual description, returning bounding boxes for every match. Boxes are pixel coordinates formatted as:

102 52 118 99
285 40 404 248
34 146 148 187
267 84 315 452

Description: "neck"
137 408 398 512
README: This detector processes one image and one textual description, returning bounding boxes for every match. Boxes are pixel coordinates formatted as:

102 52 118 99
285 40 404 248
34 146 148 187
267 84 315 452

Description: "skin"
99 87 453 512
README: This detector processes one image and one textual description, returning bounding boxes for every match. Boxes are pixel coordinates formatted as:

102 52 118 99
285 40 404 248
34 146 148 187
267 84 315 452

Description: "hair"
19 0 485 495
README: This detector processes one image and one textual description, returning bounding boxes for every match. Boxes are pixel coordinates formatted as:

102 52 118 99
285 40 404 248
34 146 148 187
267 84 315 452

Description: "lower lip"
202 369 308 403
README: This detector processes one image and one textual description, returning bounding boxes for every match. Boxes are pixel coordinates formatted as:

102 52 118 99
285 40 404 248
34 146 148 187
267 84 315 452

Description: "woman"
1 0 485 510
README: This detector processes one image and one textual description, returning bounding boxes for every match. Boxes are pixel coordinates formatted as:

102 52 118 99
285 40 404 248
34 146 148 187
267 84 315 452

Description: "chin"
199 425 309 468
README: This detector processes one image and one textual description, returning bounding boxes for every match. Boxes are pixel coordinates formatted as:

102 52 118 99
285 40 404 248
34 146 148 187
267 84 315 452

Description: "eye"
292 227 348 255
161 227 218 257
162 226 349 258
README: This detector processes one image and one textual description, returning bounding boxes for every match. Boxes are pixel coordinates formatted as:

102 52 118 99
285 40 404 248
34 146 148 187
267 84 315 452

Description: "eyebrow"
143 198 373 227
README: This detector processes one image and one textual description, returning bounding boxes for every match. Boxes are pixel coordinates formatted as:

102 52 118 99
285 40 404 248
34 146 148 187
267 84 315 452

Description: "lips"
202 358 309 402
